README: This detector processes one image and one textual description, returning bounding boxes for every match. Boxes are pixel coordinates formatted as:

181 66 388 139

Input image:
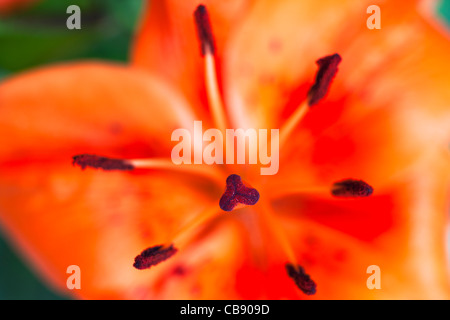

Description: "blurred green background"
0 0 449 300
0 0 143 78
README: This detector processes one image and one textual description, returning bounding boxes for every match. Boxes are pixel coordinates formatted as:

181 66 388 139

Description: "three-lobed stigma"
219 174 260 212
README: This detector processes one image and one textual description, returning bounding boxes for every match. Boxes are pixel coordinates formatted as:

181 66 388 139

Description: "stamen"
331 179 374 198
133 244 178 270
194 4 216 56
74 155 225 183
72 154 134 171
285 263 317 295
307 53 342 107
205 53 228 132
280 53 341 146
194 4 227 133
219 174 260 212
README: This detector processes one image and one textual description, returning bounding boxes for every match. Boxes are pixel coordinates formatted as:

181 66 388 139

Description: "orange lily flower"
0 0 450 299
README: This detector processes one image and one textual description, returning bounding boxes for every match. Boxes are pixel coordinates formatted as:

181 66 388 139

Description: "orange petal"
223 0 450 133
0 62 196 161
131 0 255 124
332 0 450 130
0 62 223 298
0 162 221 298
235 0 450 187
267 153 450 299
223 0 374 129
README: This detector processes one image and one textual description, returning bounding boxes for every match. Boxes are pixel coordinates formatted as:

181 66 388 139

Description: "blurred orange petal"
0 63 222 298
0 165 221 298
0 63 196 161
223 0 450 132
268 152 450 299
229 0 450 188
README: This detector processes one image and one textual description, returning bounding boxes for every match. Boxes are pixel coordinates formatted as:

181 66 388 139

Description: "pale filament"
204 47 228 133
268 185 330 200
129 158 226 183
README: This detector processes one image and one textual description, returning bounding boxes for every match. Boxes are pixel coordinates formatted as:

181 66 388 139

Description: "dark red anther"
194 4 216 56
133 244 178 270
72 154 134 171
219 174 260 212
331 179 374 198
286 263 317 295
307 53 342 106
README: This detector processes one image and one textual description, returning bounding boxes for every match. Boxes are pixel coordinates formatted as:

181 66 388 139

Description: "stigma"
219 174 260 211
280 53 342 145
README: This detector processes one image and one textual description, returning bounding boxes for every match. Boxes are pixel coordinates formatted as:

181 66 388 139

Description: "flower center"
332 179 374 197
71 3 375 297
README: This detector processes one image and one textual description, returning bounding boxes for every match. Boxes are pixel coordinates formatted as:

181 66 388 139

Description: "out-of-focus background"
0 0 449 299
0 0 143 78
